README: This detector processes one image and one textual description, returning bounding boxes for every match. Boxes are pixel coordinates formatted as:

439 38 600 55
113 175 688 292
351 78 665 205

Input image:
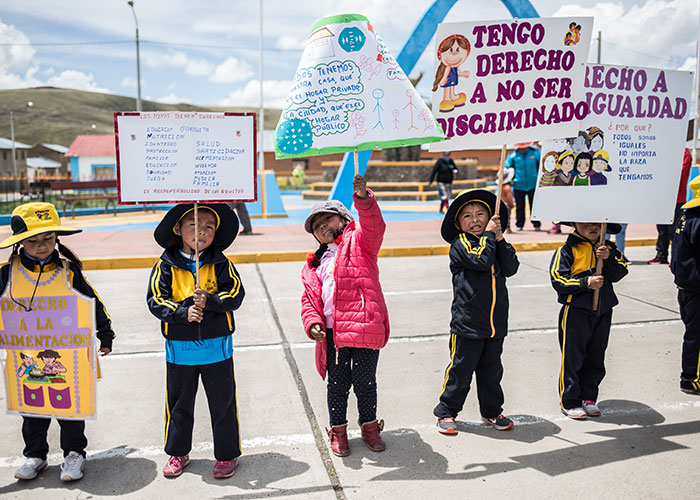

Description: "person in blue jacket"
504 142 541 231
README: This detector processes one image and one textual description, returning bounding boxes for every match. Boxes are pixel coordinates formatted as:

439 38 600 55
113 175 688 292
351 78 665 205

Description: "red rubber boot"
360 419 386 452
326 425 350 457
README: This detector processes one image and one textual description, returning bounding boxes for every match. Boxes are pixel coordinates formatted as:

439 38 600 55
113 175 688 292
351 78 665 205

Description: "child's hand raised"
309 323 325 342
596 244 610 260
353 175 368 199
188 305 203 323
487 215 503 241
587 275 604 290
193 287 208 309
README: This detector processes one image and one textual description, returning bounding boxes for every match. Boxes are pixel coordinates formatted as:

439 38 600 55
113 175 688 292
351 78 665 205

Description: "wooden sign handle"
194 202 200 288
495 144 507 211
592 222 607 311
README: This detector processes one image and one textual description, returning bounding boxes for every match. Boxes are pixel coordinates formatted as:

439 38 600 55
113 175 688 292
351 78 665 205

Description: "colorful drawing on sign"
564 22 582 46
433 34 471 113
1 259 98 419
538 151 559 187
275 13 443 159
540 127 612 188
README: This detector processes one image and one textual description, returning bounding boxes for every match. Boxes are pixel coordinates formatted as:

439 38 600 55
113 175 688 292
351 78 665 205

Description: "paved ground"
0 246 697 499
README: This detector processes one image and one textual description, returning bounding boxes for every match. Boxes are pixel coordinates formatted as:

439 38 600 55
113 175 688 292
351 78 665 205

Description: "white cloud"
0 19 42 89
47 70 110 93
680 56 698 71
121 77 137 88
142 51 214 76
275 35 306 50
156 92 193 105
219 79 292 107
210 57 254 83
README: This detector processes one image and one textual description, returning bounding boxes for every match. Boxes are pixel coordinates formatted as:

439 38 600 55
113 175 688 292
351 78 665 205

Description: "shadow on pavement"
454 414 562 443
0 446 157 496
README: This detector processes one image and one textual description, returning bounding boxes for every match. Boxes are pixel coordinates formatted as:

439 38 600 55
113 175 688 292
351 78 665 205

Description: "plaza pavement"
0 245 697 499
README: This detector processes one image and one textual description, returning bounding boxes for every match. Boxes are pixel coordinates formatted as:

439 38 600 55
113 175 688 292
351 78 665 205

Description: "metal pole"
597 31 602 64
694 40 699 163
128 1 142 112
10 111 17 192
258 0 266 216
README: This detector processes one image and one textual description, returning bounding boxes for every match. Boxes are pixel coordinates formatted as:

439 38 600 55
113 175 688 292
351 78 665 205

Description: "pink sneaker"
582 400 601 416
213 458 237 479
163 455 190 477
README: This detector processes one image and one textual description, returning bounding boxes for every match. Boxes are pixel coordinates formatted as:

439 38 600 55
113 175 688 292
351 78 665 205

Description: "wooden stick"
354 147 359 176
194 202 199 288
495 144 507 210
592 222 607 311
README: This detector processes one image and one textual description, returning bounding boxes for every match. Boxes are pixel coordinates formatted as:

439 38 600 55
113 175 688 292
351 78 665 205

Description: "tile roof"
66 134 116 157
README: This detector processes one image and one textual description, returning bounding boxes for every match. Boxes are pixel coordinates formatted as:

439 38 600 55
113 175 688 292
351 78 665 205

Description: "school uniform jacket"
0 249 115 349
671 206 700 293
449 231 519 339
147 246 244 341
550 232 628 313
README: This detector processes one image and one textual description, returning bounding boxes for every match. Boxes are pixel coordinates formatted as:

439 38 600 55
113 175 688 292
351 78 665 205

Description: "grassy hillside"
0 87 281 147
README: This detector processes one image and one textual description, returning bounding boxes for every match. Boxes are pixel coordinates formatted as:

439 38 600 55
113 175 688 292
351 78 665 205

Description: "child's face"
442 40 468 67
576 158 590 174
41 357 56 365
22 356 33 366
553 138 567 151
457 202 490 236
312 213 346 244
592 159 606 173
572 136 586 153
543 156 556 172
176 210 217 254
561 156 574 173
574 222 601 242
590 135 603 151
21 232 56 261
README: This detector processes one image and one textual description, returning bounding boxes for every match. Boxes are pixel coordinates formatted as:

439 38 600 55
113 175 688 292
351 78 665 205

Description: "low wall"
320 160 478 183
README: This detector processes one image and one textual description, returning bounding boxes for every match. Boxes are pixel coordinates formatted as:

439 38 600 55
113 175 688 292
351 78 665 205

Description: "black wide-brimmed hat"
441 189 509 243
154 203 239 249
560 221 623 235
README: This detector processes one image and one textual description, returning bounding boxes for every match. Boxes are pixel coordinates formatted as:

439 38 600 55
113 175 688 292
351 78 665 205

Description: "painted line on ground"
77 239 657 270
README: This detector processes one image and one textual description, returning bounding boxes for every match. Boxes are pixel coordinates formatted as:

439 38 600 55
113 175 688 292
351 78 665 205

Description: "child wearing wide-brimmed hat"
146 203 245 479
550 222 628 419
0 202 114 482
301 175 390 457
433 189 520 435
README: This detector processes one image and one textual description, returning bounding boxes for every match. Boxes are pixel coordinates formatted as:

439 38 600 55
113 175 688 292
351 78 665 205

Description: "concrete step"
306 179 488 193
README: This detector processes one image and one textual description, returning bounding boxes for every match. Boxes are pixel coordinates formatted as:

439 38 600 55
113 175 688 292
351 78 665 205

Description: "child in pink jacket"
301 175 390 458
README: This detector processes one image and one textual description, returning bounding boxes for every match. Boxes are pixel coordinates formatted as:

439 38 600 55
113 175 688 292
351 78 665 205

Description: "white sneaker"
14 457 48 480
582 400 601 416
60 451 85 481
561 406 588 419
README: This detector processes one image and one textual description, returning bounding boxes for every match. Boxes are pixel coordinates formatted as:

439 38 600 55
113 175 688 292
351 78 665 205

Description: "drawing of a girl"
539 151 559 187
573 152 592 186
38 349 67 376
432 34 470 113
588 126 604 153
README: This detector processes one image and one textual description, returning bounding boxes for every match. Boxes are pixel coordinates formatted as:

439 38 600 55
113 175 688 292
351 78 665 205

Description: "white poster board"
531 64 693 224
115 112 257 204
429 17 593 150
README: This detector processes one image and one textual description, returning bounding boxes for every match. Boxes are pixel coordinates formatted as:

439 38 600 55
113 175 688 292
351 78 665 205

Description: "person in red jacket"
301 175 390 458
649 148 692 264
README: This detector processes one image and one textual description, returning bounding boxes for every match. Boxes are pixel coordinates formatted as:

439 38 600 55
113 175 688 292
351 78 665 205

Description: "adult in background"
227 203 253 235
649 148 692 264
505 142 541 231
429 151 459 213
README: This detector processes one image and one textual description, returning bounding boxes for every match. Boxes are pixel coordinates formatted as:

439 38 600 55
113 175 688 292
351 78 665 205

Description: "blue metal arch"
329 0 539 207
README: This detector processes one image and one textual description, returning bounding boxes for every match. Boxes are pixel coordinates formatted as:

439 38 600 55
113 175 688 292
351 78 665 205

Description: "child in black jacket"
147 204 245 479
550 222 628 419
671 177 700 395
433 190 519 434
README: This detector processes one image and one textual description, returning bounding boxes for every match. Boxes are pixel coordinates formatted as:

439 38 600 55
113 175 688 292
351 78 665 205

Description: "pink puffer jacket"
301 191 390 378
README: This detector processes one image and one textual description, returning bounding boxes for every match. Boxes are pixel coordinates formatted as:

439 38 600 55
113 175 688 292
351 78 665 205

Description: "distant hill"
0 87 282 148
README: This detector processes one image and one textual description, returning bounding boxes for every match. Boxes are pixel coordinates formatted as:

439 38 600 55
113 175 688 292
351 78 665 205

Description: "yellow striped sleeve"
217 260 242 300
550 247 581 286
150 261 178 311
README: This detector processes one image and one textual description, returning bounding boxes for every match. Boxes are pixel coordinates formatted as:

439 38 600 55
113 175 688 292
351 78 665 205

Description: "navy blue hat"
154 203 239 249
441 189 509 243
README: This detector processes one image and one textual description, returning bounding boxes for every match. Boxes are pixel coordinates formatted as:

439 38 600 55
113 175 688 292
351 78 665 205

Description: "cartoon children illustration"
433 34 470 113
16 353 39 377
564 32 574 46
589 150 612 185
569 131 589 155
37 349 67 376
539 151 560 187
573 24 582 44
573 152 593 186
553 137 569 153
553 151 575 186
588 126 604 153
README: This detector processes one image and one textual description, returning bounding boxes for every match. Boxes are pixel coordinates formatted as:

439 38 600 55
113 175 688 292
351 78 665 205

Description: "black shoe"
482 414 514 430
681 386 700 395
240 230 253 235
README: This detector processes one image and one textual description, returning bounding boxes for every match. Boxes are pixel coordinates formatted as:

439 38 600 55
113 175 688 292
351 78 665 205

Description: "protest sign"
531 64 693 224
0 260 98 419
429 17 593 151
275 13 444 159
115 112 257 204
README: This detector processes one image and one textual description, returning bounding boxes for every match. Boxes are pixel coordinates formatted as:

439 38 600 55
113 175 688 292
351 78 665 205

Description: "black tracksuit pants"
558 306 612 409
165 357 241 461
677 290 700 391
326 330 380 427
434 335 505 419
22 417 87 460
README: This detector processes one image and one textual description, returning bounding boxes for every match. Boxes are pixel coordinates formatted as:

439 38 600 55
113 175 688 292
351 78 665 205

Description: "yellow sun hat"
0 202 81 249
682 176 700 210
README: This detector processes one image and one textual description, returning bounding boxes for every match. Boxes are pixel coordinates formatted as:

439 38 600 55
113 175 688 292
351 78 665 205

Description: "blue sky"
0 0 698 113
